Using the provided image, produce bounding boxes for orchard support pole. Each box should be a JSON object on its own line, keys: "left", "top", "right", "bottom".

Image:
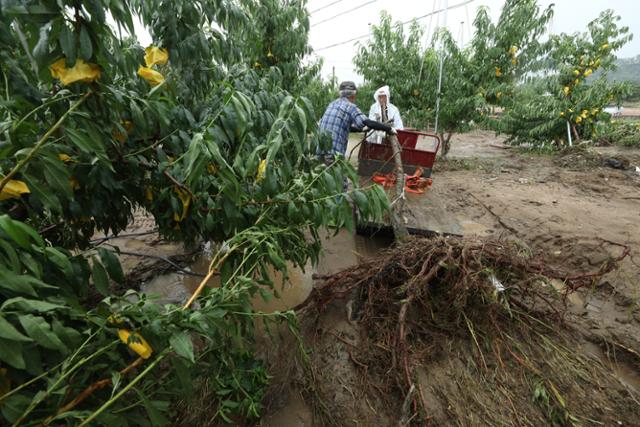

{"left": 434, "top": 0, "right": 448, "bottom": 134}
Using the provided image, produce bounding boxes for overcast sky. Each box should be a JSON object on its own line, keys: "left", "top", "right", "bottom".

{"left": 306, "top": 0, "right": 639, "bottom": 83}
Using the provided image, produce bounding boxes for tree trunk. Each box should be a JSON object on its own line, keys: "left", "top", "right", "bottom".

{"left": 388, "top": 134, "right": 409, "bottom": 241}
{"left": 440, "top": 132, "right": 453, "bottom": 157}
{"left": 571, "top": 123, "right": 580, "bottom": 142}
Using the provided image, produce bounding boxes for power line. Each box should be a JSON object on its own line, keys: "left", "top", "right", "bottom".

{"left": 314, "top": 0, "right": 474, "bottom": 51}
{"left": 309, "top": 0, "right": 347, "bottom": 14}
{"left": 311, "top": 0, "right": 377, "bottom": 28}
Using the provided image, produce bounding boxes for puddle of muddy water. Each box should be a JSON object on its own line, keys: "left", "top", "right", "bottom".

{"left": 456, "top": 218, "right": 493, "bottom": 236}
{"left": 141, "top": 231, "right": 391, "bottom": 427}
{"left": 141, "top": 230, "right": 391, "bottom": 311}
{"left": 582, "top": 342, "right": 640, "bottom": 394}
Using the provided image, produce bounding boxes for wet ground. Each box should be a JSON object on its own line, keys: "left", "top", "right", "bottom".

{"left": 98, "top": 129, "right": 640, "bottom": 425}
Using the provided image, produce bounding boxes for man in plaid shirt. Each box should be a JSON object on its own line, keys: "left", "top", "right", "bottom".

{"left": 319, "top": 81, "right": 396, "bottom": 163}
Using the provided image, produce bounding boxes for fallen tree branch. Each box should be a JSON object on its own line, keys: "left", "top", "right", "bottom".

{"left": 103, "top": 245, "right": 205, "bottom": 277}
{"left": 388, "top": 134, "right": 409, "bottom": 241}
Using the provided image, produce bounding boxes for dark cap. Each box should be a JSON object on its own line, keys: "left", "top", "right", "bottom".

{"left": 339, "top": 81, "right": 357, "bottom": 91}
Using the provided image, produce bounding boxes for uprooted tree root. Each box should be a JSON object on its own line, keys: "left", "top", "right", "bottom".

{"left": 291, "top": 236, "right": 638, "bottom": 426}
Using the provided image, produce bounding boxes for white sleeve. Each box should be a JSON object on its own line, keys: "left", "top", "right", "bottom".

{"left": 369, "top": 104, "right": 378, "bottom": 120}
{"left": 391, "top": 105, "right": 403, "bottom": 129}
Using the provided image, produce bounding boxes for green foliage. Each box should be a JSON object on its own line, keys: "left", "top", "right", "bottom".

{"left": 593, "top": 119, "right": 640, "bottom": 147}
{"left": 353, "top": 13, "right": 426, "bottom": 119}
{"left": 353, "top": 2, "right": 634, "bottom": 151}
{"left": 298, "top": 66, "right": 338, "bottom": 121}
{"left": 621, "top": 81, "right": 640, "bottom": 103}
{"left": 498, "top": 10, "right": 633, "bottom": 146}
{"left": 0, "top": 0, "right": 389, "bottom": 425}
{"left": 353, "top": 81, "right": 376, "bottom": 113}
{"left": 232, "top": 0, "right": 316, "bottom": 93}
{"left": 354, "top": 1, "right": 553, "bottom": 154}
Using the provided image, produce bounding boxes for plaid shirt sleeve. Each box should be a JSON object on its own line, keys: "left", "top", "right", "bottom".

{"left": 348, "top": 104, "right": 367, "bottom": 129}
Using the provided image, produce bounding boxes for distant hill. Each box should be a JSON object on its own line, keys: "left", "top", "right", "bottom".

{"left": 605, "top": 55, "right": 640, "bottom": 83}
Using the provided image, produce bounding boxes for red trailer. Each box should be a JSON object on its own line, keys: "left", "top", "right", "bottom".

{"left": 357, "top": 129, "right": 441, "bottom": 177}
{"left": 356, "top": 129, "right": 462, "bottom": 236}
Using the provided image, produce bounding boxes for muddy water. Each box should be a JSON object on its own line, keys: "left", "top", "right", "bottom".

{"left": 582, "top": 342, "right": 640, "bottom": 394}
{"left": 139, "top": 231, "right": 390, "bottom": 427}
{"left": 141, "top": 230, "right": 391, "bottom": 310}
{"left": 546, "top": 280, "right": 640, "bottom": 394}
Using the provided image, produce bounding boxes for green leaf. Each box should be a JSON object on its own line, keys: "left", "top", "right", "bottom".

{"left": 79, "top": 25, "right": 92, "bottom": 60}
{"left": 0, "top": 392, "right": 31, "bottom": 423}
{"left": 98, "top": 248, "right": 124, "bottom": 284}
{"left": 21, "top": 344, "right": 43, "bottom": 376}
{"left": 130, "top": 100, "right": 146, "bottom": 133}
{"left": 341, "top": 198, "right": 355, "bottom": 232}
{"left": 170, "top": 331, "right": 195, "bottom": 363}
{"left": 45, "top": 247, "right": 74, "bottom": 278}
{"left": 0, "top": 268, "right": 47, "bottom": 297}
{"left": 0, "top": 315, "right": 32, "bottom": 342}
{"left": 137, "top": 390, "right": 170, "bottom": 426}
{"left": 52, "top": 319, "right": 82, "bottom": 348}
{"left": 184, "top": 133, "right": 209, "bottom": 187}
{"left": 171, "top": 357, "right": 193, "bottom": 396}
{"left": 40, "top": 156, "right": 73, "bottom": 198}
{"left": 1, "top": 297, "right": 64, "bottom": 313}
{"left": 287, "top": 201, "right": 298, "bottom": 221}
{"left": 23, "top": 175, "right": 62, "bottom": 213}
{"left": 19, "top": 252, "right": 42, "bottom": 279}
{"left": 0, "top": 215, "right": 30, "bottom": 249}
{"left": 92, "top": 257, "right": 110, "bottom": 295}
{"left": 32, "top": 21, "right": 51, "bottom": 67}
{"left": 13, "top": 219, "right": 45, "bottom": 247}
{"left": 85, "top": 0, "right": 106, "bottom": 23}
{"left": 322, "top": 173, "right": 336, "bottom": 192}
{"left": 110, "top": 371, "right": 122, "bottom": 398}
{"left": 59, "top": 24, "right": 76, "bottom": 65}
{"left": 0, "top": 338, "right": 25, "bottom": 369}
{"left": 19, "top": 315, "right": 67, "bottom": 352}
{"left": 0, "top": 239, "right": 21, "bottom": 273}
{"left": 353, "top": 190, "right": 368, "bottom": 213}
{"left": 65, "top": 127, "right": 103, "bottom": 154}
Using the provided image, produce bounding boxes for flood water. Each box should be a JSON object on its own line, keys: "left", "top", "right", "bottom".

{"left": 582, "top": 341, "right": 640, "bottom": 394}
{"left": 140, "top": 231, "right": 640, "bottom": 425}
{"left": 141, "top": 230, "right": 392, "bottom": 310}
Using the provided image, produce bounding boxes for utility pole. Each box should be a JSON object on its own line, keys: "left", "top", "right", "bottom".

{"left": 434, "top": 0, "right": 449, "bottom": 134}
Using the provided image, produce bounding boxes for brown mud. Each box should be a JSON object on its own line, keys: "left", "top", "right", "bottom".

{"left": 260, "top": 131, "right": 640, "bottom": 426}
{"left": 97, "top": 130, "right": 640, "bottom": 426}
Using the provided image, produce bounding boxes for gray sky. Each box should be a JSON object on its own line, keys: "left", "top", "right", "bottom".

{"left": 307, "top": 0, "right": 639, "bottom": 82}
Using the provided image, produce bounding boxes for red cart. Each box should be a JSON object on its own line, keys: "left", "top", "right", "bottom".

{"left": 357, "top": 129, "right": 441, "bottom": 177}
{"left": 356, "top": 129, "right": 462, "bottom": 236}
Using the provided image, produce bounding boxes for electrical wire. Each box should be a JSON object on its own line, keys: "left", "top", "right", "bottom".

{"left": 417, "top": 0, "right": 439, "bottom": 86}
{"left": 310, "top": 0, "right": 347, "bottom": 14}
{"left": 311, "top": 0, "right": 377, "bottom": 27}
{"left": 315, "top": 0, "right": 474, "bottom": 51}
{"left": 465, "top": 3, "right": 472, "bottom": 45}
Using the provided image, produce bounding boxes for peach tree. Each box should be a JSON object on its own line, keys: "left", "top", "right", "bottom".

{"left": 354, "top": 0, "right": 553, "bottom": 155}
{"left": 498, "top": 10, "right": 632, "bottom": 146}
{"left": 0, "top": 0, "right": 387, "bottom": 424}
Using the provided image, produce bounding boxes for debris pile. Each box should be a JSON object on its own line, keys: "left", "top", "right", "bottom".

{"left": 294, "top": 236, "right": 638, "bottom": 426}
